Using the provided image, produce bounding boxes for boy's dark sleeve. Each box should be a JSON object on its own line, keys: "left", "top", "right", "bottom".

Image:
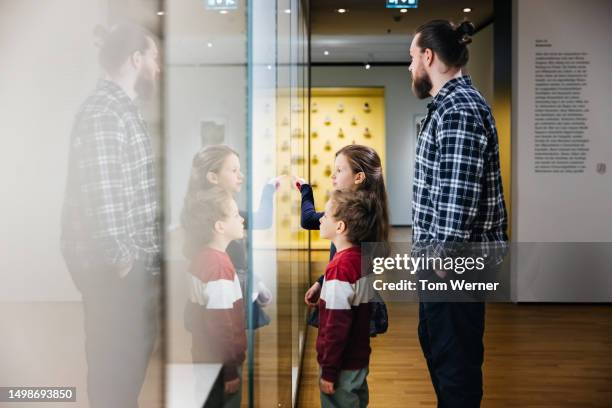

{"left": 317, "top": 263, "right": 356, "bottom": 383}
{"left": 211, "top": 309, "right": 242, "bottom": 382}
{"left": 300, "top": 184, "right": 324, "bottom": 230}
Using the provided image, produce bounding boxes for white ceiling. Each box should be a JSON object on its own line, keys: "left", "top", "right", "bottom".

{"left": 311, "top": 0, "right": 493, "bottom": 63}
{"left": 312, "top": 34, "right": 413, "bottom": 63}
{"left": 163, "top": 0, "right": 493, "bottom": 65}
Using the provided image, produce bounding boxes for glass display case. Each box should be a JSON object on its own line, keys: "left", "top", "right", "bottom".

{"left": 164, "top": 1, "right": 310, "bottom": 406}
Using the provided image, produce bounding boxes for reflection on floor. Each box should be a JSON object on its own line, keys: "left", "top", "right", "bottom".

{"left": 0, "top": 302, "right": 162, "bottom": 408}
{"left": 297, "top": 237, "right": 612, "bottom": 407}
{"left": 248, "top": 263, "right": 294, "bottom": 408}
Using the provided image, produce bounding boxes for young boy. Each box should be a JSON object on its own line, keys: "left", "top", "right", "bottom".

{"left": 317, "top": 190, "right": 377, "bottom": 407}
{"left": 185, "top": 188, "right": 247, "bottom": 408}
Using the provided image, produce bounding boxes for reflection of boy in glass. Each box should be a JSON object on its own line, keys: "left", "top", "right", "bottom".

{"left": 183, "top": 187, "right": 246, "bottom": 406}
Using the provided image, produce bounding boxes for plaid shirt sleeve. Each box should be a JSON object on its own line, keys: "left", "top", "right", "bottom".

{"left": 430, "top": 109, "right": 487, "bottom": 258}
{"left": 77, "top": 110, "right": 135, "bottom": 269}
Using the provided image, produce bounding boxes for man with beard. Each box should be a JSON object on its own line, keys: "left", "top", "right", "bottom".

{"left": 409, "top": 20, "right": 508, "bottom": 407}
{"left": 61, "top": 24, "right": 161, "bottom": 408}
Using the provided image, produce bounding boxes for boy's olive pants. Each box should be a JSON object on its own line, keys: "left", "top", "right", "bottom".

{"left": 320, "top": 368, "right": 369, "bottom": 408}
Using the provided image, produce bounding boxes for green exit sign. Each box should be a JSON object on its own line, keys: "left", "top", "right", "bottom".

{"left": 386, "top": 0, "right": 418, "bottom": 8}
{"left": 205, "top": 0, "right": 238, "bottom": 10}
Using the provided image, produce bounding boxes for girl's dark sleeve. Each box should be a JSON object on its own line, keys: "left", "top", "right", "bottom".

{"left": 252, "top": 183, "right": 276, "bottom": 229}
{"left": 315, "top": 243, "right": 336, "bottom": 286}
{"left": 239, "top": 183, "right": 276, "bottom": 230}
{"left": 300, "top": 184, "right": 324, "bottom": 230}
{"left": 317, "top": 274, "right": 324, "bottom": 285}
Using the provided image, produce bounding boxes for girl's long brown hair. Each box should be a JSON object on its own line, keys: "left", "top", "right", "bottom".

{"left": 181, "top": 145, "right": 238, "bottom": 258}
{"left": 336, "top": 145, "right": 390, "bottom": 244}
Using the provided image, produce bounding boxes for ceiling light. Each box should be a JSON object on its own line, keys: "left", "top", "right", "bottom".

{"left": 157, "top": 11, "right": 164, "bottom": 16}
{"left": 219, "top": 10, "right": 228, "bottom": 14}
{"left": 207, "top": 42, "right": 213, "bottom": 48}
{"left": 337, "top": 8, "right": 347, "bottom": 14}
{"left": 324, "top": 50, "right": 330, "bottom": 56}
{"left": 365, "top": 63, "right": 371, "bottom": 70}
{"left": 463, "top": 7, "right": 472, "bottom": 13}
{"left": 284, "top": 9, "right": 291, "bottom": 14}
{"left": 400, "top": 8, "right": 408, "bottom": 13}
{"left": 267, "top": 65, "right": 273, "bottom": 70}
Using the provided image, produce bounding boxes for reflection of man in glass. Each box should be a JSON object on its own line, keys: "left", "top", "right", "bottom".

{"left": 61, "top": 24, "right": 160, "bottom": 408}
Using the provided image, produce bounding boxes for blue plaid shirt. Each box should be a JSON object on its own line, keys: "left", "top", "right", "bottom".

{"left": 412, "top": 76, "right": 508, "bottom": 256}
{"left": 61, "top": 80, "right": 160, "bottom": 275}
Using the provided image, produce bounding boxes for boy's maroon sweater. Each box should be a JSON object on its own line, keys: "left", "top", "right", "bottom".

{"left": 189, "top": 247, "right": 246, "bottom": 381}
{"left": 316, "top": 246, "right": 372, "bottom": 382}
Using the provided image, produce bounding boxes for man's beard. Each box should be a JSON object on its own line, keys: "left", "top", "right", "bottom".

{"left": 411, "top": 70, "right": 432, "bottom": 100}
{"left": 135, "top": 72, "right": 156, "bottom": 101}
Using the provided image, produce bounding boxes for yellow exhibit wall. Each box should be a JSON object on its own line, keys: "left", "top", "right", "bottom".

{"left": 307, "top": 87, "right": 386, "bottom": 249}
{"left": 494, "top": 97, "right": 512, "bottom": 238}
{"left": 274, "top": 87, "right": 386, "bottom": 249}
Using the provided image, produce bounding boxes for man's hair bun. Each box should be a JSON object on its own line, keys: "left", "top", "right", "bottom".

{"left": 415, "top": 19, "right": 474, "bottom": 68}
{"left": 456, "top": 21, "right": 475, "bottom": 45}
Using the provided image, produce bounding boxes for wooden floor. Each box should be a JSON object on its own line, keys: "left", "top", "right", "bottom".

{"left": 297, "top": 301, "right": 612, "bottom": 407}
{"left": 296, "top": 228, "right": 612, "bottom": 407}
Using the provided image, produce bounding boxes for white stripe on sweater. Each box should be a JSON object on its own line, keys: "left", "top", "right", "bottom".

{"left": 189, "top": 275, "right": 243, "bottom": 309}
{"left": 320, "top": 275, "right": 373, "bottom": 310}
{"left": 352, "top": 275, "right": 375, "bottom": 306}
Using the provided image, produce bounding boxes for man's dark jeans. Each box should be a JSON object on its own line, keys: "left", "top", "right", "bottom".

{"left": 418, "top": 274, "right": 485, "bottom": 408}
{"left": 67, "top": 257, "right": 159, "bottom": 408}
